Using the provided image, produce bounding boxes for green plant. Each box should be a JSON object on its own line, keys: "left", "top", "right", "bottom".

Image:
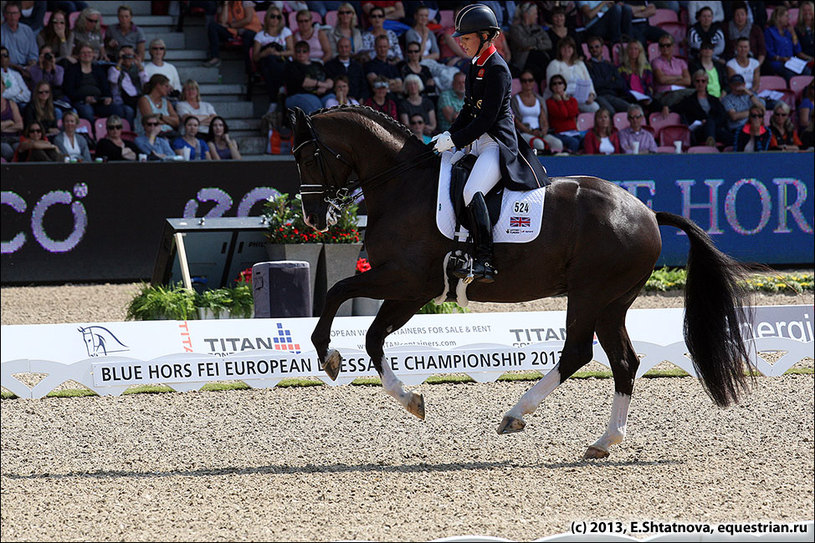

{"left": 418, "top": 300, "right": 469, "bottom": 314}
{"left": 262, "top": 193, "right": 320, "bottom": 244}
{"left": 323, "top": 200, "right": 361, "bottom": 244}
{"left": 126, "top": 283, "right": 254, "bottom": 321}
{"left": 195, "top": 284, "right": 254, "bottom": 319}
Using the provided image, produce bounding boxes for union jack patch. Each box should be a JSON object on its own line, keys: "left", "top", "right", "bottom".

{"left": 477, "top": 68, "right": 485, "bottom": 78}
{"left": 510, "top": 216, "right": 530, "bottom": 227}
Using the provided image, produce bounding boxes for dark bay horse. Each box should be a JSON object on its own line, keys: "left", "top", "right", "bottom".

{"left": 289, "top": 105, "right": 753, "bottom": 459}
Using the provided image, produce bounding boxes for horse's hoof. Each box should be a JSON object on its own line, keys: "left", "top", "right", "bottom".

{"left": 583, "top": 445, "right": 610, "bottom": 459}
{"left": 323, "top": 349, "right": 341, "bottom": 381}
{"left": 407, "top": 393, "right": 425, "bottom": 420}
{"left": 497, "top": 415, "right": 526, "bottom": 435}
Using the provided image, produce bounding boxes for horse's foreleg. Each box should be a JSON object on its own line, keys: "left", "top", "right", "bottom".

{"left": 366, "top": 299, "right": 429, "bottom": 419}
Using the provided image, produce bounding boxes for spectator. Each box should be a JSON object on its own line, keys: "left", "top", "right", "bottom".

{"left": 253, "top": 7, "right": 293, "bottom": 114}
{"left": 135, "top": 74, "right": 179, "bottom": 137}
{"left": 721, "top": 73, "right": 765, "bottom": 133}
{"left": 400, "top": 41, "right": 437, "bottom": 101}
{"left": 18, "top": 0, "right": 47, "bottom": 33}
{"left": 618, "top": 39, "right": 655, "bottom": 109}
{"left": 24, "top": 81, "right": 61, "bottom": 138}
{"left": 1, "top": 46, "right": 31, "bottom": 106}
{"left": 361, "top": 1, "right": 405, "bottom": 22}
{"left": 687, "top": 1, "right": 725, "bottom": 25}
{"left": 363, "top": 75, "right": 398, "bottom": 119}
{"left": 37, "top": 10, "right": 73, "bottom": 66}
{"left": 173, "top": 115, "right": 211, "bottom": 160}
{"left": 509, "top": 2, "right": 552, "bottom": 83}
{"left": 365, "top": 34, "right": 403, "bottom": 95}
{"left": 328, "top": 3, "right": 364, "bottom": 58}
{"left": 797, "top": 1, "right": 815, "bottom": 70}
{"left": 68, "top": 8, "right": 108, "bottom": 62}
{"left": 325, "top": 36, "right": 369, "bottom": 101}
{"left": 768, "top": 101, "right": 803, "bottom": 151}
{"left": 437, "top": 70, "right": 465, "bottom": 133}
{"left": 54, "top": 110, "right": 92, "bottom": 162}
{"left": 325, "top": 75, "right": 360, "bottom": 107}
{"left": 652, "top": 34, "right": 693, "bottom": 108}
{"left": 283, "top": 41, "right": 335, "bottom": 114}
{"left": 206, "top": 115, "right": 241, "bottom": 160}
{"left": 689, "top": 41, "right": 728, "bottom": 99}
{"left": 546, "top": 36, "right": 599, "bottom": 113}
{"left": 546, "top": 73, "right": 582, "bottom": 153}
{"left": 176, "top": 80, "right": 217, "bottom": 135}
{"left": 511, "top": 69, "right": 563, "bottom": 154}
{"left": 583, "top": 107, "right": 621, "bottom": 154}
{"left": 629, "top": 1, "right": 669, "bottom": 46}
{"left": 585, "top": 35, "right": 632, "bottom": 114}
{"left": 1, "top": 2, "right": 38, "bottom": 69}
{"left": 765, "top": 6, "right": 813, "bottom": 81}
{"left": 398, "top": 74, "right": 435, "bottom": 135}
{"left": 799, "top": 80, "right": 814, "bottom": 149}
{"left": 687, "top": 5, "right": 725, "bottom": 64}
{"left": 360, "top": 6, "right": 402, "bottom": 63}
{"left": 309, "top": 1, "right": 349, "bottom": 21}
{"left": 618, "top": 104, "right": 658, "bottom": 153}
{"left": 64, "top": 44, "right": 124, "bottom": 122}
{"left": 735, "top": 103, "right": 771, "bottom": 151}
{"left": 672, "top": 69, "right": 731, "bottom": 147}
{"left": 105, "top": 5, "right": 146, "bottom": 62}
{"left": 1, "top": 78, "right": 24, "bottom": 161}
{"left": 404, "top": 6, "right": 439, "bottom": 61}
{"left": 135, "top": 114, "right": 175, "bottom": 159}
{"left": 203, "top": 1, "right": 261, "bottom": 68}
{"left": 577, "top": 1, "right": 633, "bottom": 45}
{"left": 724, "top": 2, "right": 766, "bottom": 67}
{"left": 27, "top": 46, "right": 67, "bottom": 103}
{"left": 144, "top": 39, "right": 182, "bottom": 95}
{"left": 95, "top": 114, "right": 139, "bottom": 161}
{"left": 108, "top": 45, "right": 147, "bottom": 128}
{"left": 293, "top": 9, "right": 332, "bottom": 64}
{"left": 15, "top": 121, "right": 62, "bottom": 161}
{"left": 726, "top": 37, "right": 761, "bottom": 94}
{"left": 545, "top": 6, "right": 580, "bottom": 64}
{"left": 408, "top": 112, "right": 432, "bottom": 143}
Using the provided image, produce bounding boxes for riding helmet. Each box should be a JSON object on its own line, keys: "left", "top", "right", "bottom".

{"left": 452, "top": 4, "right": 500, "bottom": 37}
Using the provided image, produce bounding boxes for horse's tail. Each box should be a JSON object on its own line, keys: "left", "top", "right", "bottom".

{"left": 656, "top": 211, "right": 754, "bottom": 407}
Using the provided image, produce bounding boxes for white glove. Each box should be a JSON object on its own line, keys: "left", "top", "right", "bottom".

{"left": 432, "top": 131, "right": 455, "bottom": 154}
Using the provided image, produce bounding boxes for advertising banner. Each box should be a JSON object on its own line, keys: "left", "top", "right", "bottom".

{"left": 1, "top": 153, "right": 812, "bottom": 284}
{"left": 2, "top": 306, "right": 811, "bottom": 398}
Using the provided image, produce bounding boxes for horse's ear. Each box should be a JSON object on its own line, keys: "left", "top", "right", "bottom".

{"left": 289, "top": 107, "right": 309, "bottom": 131}
{"left": 287, "top": 108, "right": 300, "bottom": 130}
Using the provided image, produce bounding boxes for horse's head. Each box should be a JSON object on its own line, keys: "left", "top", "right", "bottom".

{"left": 290, "top": 107, "right": 356, "bottom": 232}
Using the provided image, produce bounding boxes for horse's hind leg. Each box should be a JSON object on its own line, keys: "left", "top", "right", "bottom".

{"left": 584, "top": 299, "right": 641, "bottom": 459}
{"left": 366, "top": 299, "right": 429, "bottom": 420}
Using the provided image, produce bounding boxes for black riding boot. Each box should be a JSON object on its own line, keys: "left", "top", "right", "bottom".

{"left": 453, "top": 192, "right": 497, "bottom": 283}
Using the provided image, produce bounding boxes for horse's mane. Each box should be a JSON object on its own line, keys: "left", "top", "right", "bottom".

{"left": 311, "top": 104, "right": 417, "bottom": 142}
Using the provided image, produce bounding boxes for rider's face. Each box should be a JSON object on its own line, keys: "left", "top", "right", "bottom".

{"left": 458, "top": 32, "right": 483, "bottom": 58}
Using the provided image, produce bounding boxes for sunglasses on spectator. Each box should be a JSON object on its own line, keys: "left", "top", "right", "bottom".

{"left": 145, "top": 121, "right": 160, "bottom": 126}
{"left": 369, "top": 13, "right": 384, "bottom": 18}
{"left": 269, "top": 13, "right": 282, "bottom": 19}
{"left": 37, "top": 89, "right": 50, "bottom": 94}
{"left": 659, "top": 43, "right": 672, "bottom": 47}
{"left": 151, "top": 46, "right": 165, "bottom": 50}
{"left": 694, "top": 79, "right": 708, "bottom": 83}
{"left": 339, "top": 10, "right": 353, "bottom": 15}
{"left": 773, "top": 112, "right": 788, "bottom": 116}
{"left": 408, "top": 49, "right": 420, "bottom": 53}
{"left": 298, "top": 18, "right": 311, "bottom": 23}
{"left": 29, "top": 128, "right": 42, "bottom": 133}
{"left": 750, "top": 113, "right": 763, "bottom": 118}
{"left": 374, "top": 82, "right": 388, "bottom": 88}
{"left": 87, "top": 18, "right": 99, "bottom": 23}
{"left": 410, "top": 120, "right": 424, "bottom": 125}
{"left": 628, "top": 114, "right": 643, "bottom": 120}
{"left": 521, "top": 78, "right": 535, "bottom": 83}
{"left": 53, "top": 20, "right": 65, "bottom": 24}
{"left": 295, "top": 49, "right": 309, "bottom": 53}
{"left": 107, "top": 125, "right": 122, "bottom": 130}
{"left": 551, "top": 81, "right": 565, "bottom": 86}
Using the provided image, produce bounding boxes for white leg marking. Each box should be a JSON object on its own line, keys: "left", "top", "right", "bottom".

{"left": 590, "top": 392, "right": 631, "bottom": 453}
{"left": 380, "top": 357, "right": 411, "bottom": 409}
{"left": 505, "top": 366, "right": 561, "bottom": 419}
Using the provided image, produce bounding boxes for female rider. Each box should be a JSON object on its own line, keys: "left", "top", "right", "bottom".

{"left": 432, "top": 3, "right": 549, "bottom": 284}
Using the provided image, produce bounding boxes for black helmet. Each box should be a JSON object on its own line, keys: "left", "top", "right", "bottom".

{"left": 452, "top": 4, "right": 500, "bottom": 37}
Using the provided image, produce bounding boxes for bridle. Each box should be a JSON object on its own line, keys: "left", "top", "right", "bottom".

{"left": 294, "top": 112, "right": 437, "bottom": 223}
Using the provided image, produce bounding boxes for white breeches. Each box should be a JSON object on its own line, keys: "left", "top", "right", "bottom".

{"left": 463, "top": 133, "right": 501, "bottom": 205}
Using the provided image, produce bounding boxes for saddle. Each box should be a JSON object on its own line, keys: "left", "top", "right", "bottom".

{"left": 448, "top": 154, "right": 504, "bottom": 232}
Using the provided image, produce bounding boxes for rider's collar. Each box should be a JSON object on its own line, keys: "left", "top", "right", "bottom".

{"left": 473, "top": 45, "right": 497, "bottom": 66}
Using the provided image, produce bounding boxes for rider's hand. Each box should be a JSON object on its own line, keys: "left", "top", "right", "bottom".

{"left": 432, "top": 131, "right": 454, "bottom": 154}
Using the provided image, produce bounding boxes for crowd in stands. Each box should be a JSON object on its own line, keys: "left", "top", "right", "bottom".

{"left": 2, "top": 0, "right": 814, "bottom": 163}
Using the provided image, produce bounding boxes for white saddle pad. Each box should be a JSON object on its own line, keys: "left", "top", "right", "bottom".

{"left": 435, "top": 150, "right": 546, "bottom": 243}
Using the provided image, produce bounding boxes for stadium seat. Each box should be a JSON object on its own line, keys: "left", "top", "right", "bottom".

{"left": 649, "top": 8, "right": 678, "bottom": 26}
{"left": 255, "top": 11, "right": 266, "bottom": 25}
{"left": 758, "top": 75, "right": 788, "bottom": 92}
{"left": 612, "top": 112, "right": 629, "bottom": 131}
{"left": 43, "top": 11, "right": 51, "bottom": 26}
{"left": 611, "top": 42, "right": 625, "bottom": 66}
{"left": 511, "top": 78, "right": 522, "bottom": 95}
{"left": 94, "top": 117, "right": 108, "bottom": 140}
{"left": 659, "top": 124, "right": 691, "bottom": 150}
{"left": 577, "top": 112, "right": 594, "bottom": 131}
{"left": 68, "top": 10, "right": 80, "bottom": 28}
{"left": 647, "top": 42, "right": 660, "bottom": 61}
{"left": 656, "top": 145, "right": 677, "bottom": 153}
{"left": 764, "top": 110, "right": 773, "bottom": 126}
{"left": 324, "top": 10, "right": 338, "bottom": 27}
{"left": 789, "top": 75, "right": 814, "bottom": 102}
{"left": 439, "top": 10, "right": 455, "bottom": 28}
{"left": 649, "top": 112, "right": 681, "bottom": 137}
{"left": 688, "top": 145, "right": 720, "bottom": 153}
{"left": 788, "top": 8, "right": 799, "bottom": 27}
{"left": 657, "top": 22, "right": 687, "bottom": 49}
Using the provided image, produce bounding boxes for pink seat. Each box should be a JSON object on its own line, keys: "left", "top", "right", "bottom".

{"left": 649, "top": 8, "right": 678, "bottom": 26}
{"left": 613, "top": 112, "right": 629, "bottom": 131}
{"left": 789, "top": 75, "right": 814, "bottom": 102}
{"left": 758, "top": 75, "right": 788, "bottom": 92}
{"left": 324, "top": 10, "right": 338, "bottom": 27}
{"left": 788, "top": 8, "right": 799, "bottom": 27}
{"left": 688, "top": 145, "right": 720, "bottom": 153}
{"left": 659, "top": 124, "right": 691, "bottom": 150}
{"left": 439, "top": 10, "right": 455, "bottom": 28}
{"left": 764, "top": 110, "right": 773, "bottom": 126}
{"left": 44, "top": 11, "right": 52, "bottom": 26}
{"left": 649, "top": 112, "right": 681, "bottom": 137}
{"left": 577, "top": 112, "right": 595, "bottom": 131}
{"left": 611, "top": 42, "right": 624, "bottom": 65}
{"left": 94, "top": 117, "right": 108, "bottom": 140}
{"left": 658, "top": 22, "right": 687, "bottom": 47}
{"left": 511, "top": 78, "right": 522, "bottom": 95}
{"left": 647, "top": 42, "right": 660, "bottom": 61}
{"left": 68, "top": 10, "right": 80, "bottom": 28}
{"left": 656, "top": 145, "right": 677, "bottom": 153}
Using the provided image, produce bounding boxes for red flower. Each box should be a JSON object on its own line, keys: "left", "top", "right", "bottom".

{"left": 356, "top": 258, "right": 371, "bottom": 273}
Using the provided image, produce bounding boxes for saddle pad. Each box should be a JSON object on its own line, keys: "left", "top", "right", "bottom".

{"left": 436, "top": 150, "right": 546, "bottom": 243}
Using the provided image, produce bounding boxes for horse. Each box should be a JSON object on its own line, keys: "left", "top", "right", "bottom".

{"left": 289, "top": 105, "right": 753, "bottom": 459}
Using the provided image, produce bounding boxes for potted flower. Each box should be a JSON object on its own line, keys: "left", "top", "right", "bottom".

{"left": 351, "top": 256, "right": 383, "bottom": 316}
{"left": 125, "top": 281, "right": 254, "bottom": 321}
{"left": 317, "top": 201, "right": 363, "bottom": 317}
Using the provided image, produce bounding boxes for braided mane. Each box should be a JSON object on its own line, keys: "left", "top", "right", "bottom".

{"left": 311, "top": 104, "right": 416, "bottom": 141}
